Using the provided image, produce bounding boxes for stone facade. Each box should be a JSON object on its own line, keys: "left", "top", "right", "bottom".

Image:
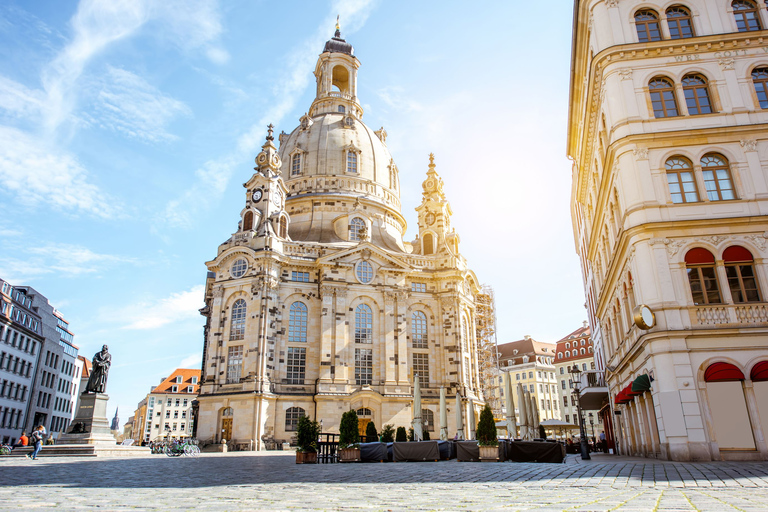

{"left": 568, "top": 0, "right": 768, "bottom": 461}
{"left": 196, "top": 28, "right": 483, "bottom": 448}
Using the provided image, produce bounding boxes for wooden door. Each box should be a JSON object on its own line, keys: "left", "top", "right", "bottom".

{"left": 358, "top": 418, "right": 370, "bottom": 438}
{"left": 221, "top": 418, "right": 233, "bottom": 441}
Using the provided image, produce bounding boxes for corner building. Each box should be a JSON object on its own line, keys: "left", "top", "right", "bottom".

{"left": 197, "top": 28, "right": 483, "bottom": 448}
{"left": 569, "top": 0, "right": 768, "bottom": 461}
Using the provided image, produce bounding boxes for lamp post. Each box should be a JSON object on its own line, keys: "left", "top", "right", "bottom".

{"left": 570, "top": 366, "right": 591, "bottom": 460}
{"left": 588, "top": 412, "right": 595, "bottom": 441}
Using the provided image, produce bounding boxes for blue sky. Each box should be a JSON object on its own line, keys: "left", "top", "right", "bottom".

{"left": 0, "top": 0, "right": 584, "bottom": 426}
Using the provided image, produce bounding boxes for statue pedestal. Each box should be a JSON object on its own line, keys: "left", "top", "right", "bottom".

{"left": 59, "top": 392, "right": 116, "bottom": 445}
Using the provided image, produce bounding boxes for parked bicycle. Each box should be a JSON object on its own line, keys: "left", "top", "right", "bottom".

{"left": 0, "top": 444, "right": 11, "bottom": 456}
{"left": 163, "top": 438, "right": 200, "bottom": 457}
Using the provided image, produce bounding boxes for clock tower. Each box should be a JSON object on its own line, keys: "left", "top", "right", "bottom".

{"left": 415, "top": 154, "right": 458, "bottom": 256}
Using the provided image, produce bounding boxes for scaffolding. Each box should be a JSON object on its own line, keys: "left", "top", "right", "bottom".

{"left": 475, "top": 284, "right": 501, "bottom": 417}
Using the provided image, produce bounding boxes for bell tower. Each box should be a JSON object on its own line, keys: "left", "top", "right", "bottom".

{"left": 308, "top": 20, "right": 363, "bottom": 121}
{"left": 415, "top": 154, "right": 459, "bottom": 256}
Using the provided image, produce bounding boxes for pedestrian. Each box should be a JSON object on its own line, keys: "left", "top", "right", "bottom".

{"left": 11, "top": 431, "right": 28, "bottom": 452}
{"left": 599, "top": 431, "right": 607, "bottom": 453}
{"left": 27, "top": 425, "right": 45, "bottom": 460}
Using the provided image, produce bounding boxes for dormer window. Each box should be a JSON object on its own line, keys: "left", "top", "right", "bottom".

{"left": 191, "top": 376, "right": 198, "bottom": 384}
{"left": 349, "top": 218, "right": 365, "bottom": 241}
{"left": 176, "top": 376, "right": 183, "bottom": 384}
{"left": 172, "top": 385, "right": 178, "bottom": 393}
{"left": 347, "top": 151, "right": 358, "bottom": 173}
{"left": 291, "top": 153, "right": 301, "bottom": 176}
{"left": 522, "top": 356, "right": 529, "bottom": 363}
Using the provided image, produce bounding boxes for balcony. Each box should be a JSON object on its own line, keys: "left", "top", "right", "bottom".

{"left": 577, "top": 371, "right": 608, "bottom": 410}
{"left": 690, "top": 303, "right": 768, "bottom": 327}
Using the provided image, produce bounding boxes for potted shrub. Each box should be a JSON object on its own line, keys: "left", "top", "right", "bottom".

{"left": 380, "top": 424, "right": 395, "bottom": 442}
{"left": 365, "top": 421, "right": 378, "bottom": 443}
{"left": 338, "top": 410, "right": 361, "bottom": 462}
{"left": 295, "top": 415, "right": 321, "bottom": 464}
{"left": 476, "top": 404, "right": 499, "bottom": 462}
{"left": 423, "top": 429, "right": 430, "bottom": 441}
{"left": 395, "top": 426, "right": 407, "bottom": 442}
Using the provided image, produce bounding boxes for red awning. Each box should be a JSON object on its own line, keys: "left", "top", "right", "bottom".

{"left": 751, "top": 361, "right": 768, "bottom": 382}
{"left": 625, "top": 383, "right": 642, "bottom": 397}
{"left": 704, "top": 362, "right": 745, "bottom": 382}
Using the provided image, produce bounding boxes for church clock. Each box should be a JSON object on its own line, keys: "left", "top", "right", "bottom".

{"left": 252, "top": 189, "right": 263, "bottom": 202}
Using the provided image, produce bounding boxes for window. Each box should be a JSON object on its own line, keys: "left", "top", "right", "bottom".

{"left": 666, "top": 157, "right": 699, "bottom": 203}
{"left": 356, "top": 261, "right": 373, "bottom": 284}
{"left": 559, "top": 367, "right": 564, "bottom": 374}
{"left": 666, "top": 6, "right": 694, "bottom": 38}
{"left": 413, "top": 353, "right": 429, "bottom": 387}
{"left": 291, "top": 153, "right": 301, "bottom": 176}
{"left": 412, "top": 311, "right": 428, "bottom": 348}
{"left": 346, "top": 150, "right": 358, "bottom": 173}
{"left": 635, "top": 10, "right": 662, "bottom": 42}
{"left": 288, "top": 302, "right": 308, "bottom": 343}
{"left": 176, "top": 376, "right": 183, "bottom": 383}
{"left": 529, "top": 384, "right": 534, "bottom": 392}
{"left": 355, "top": 304, "right": 373, "bottom": 343}
{"left": 565, "top": 414, "right": 570, "bottom": 423}
{"left": 753, "top": 68, "right": 768, "bottom": 109}
{"left": 187, "top": 386, "right": 194, "bottom": 393}
{"left": 338, "top": 105, "right": 346, "bottom": 113}
{"left": 701, "top": 154, "right": 735, "bottom": 201}
{"left": 422, "top": 409, "right": 435, "bottom": 432}
{"left": 685, "top": 248, "right": 722, "bottom": 305}
{"left": 171, "top": 385, "right": 178, "bottom": 392}
{"left": 279, "top": 216, "right": 287, "bottom": 238}
{"left": 191, "top": 377, "right": 198, "bottom": 385}
{"left": 226, "top": 345, "right": 243, "bottom": 383}
{"left": 582, "top": 363, "right": 587, "bottom": 371}
{"left": 183, "top": 399, "right": 188, "bottom": 407}
{"left": 515, "top": 373, "right": 520, "bottom": 381}
{"left": 733, "top": 1, "right": 762, "bottom": 32}
{"left": 561, "top": 380, "right": 566, "bottom": 390}
{"left": 291, "top": 271, "right": 310, "bottom": 282}
{"left": 682, "top": 74, "right": 712, "bottom": 115}
{"left": 230, "top": 299, "right": 247, "bottom": 340}
{"left": 230, "top": 258, "right": 247, "bottom": 278}
{"left": 649, "top": 77, "right": 679, "bottom": 118}
{"left": 166, "top": 411, "right": 171, "bottom": 418}
{"left": 349, "top": 218, "right": 365, "bottom": 241}
{"left": 724, "top": 246, "right": 761, "bottom": 303}
{"left": 411, "top": 283, "right": 426, "bottom": 293}
{"left": 285, "top": 407, "right": 305, "bottom": 432}
{"left": 286, "top": 347, "right": 306, "bottom": 384}
{"left": 565, "top": 350, "right": 570, "bottom": 358}
{"left": 355, "top": 348, "right": 373, "bottom": 385}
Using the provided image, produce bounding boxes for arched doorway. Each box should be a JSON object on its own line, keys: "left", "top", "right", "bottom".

{"left": 357, "top": 408, "right": 372, "bottom": 437}
{"left": 220, "top": 407, "right": 233, "bottom": 442}
{"left": 704, "top": 362, "right": 755, "bottom": 450}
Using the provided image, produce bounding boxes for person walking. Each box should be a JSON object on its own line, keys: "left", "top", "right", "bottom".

{"left": 27, "top": 426, "right": 45, "bottom": 460}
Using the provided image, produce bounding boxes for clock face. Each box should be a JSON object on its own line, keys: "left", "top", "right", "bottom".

{"left": 425, "top": 213, "right": 436, "bottom": 226}
{"left": 641, "top": 307, "right": 654, "bottom": 328}
{"left": 633, "top": 304, "right": 655, "bottom": 329}
{"left": 426, "top": 180, "right": 434, "bottom": 190}
{"left": 252, "top": 190, "right": 263, "bottom": 202}
{"left": 272, "top": 190, "right": 282, "bottom": 206}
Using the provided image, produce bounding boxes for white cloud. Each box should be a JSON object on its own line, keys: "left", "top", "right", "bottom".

{"left": 0, "top": 125, "right": 117, "bottom": 217}
{"left": 178, "top": 353, "right": 202, "bottom": 369}
{"left": 151, "top": 0, "right": 229, "bottom": 65}
{"left": 120, "top": 285, "right": 205, "bottom": 330}
{"left": 0, "top": 241, "right": 136, "bottom": 281}
{"left": 92, "top": 66, "right": 192, "bottom": 143}
{"left": 157, "top": 0, "right": 377, "bottom": 230}
{"left": 0, "top": 75, "right": 46, "bottom": 119}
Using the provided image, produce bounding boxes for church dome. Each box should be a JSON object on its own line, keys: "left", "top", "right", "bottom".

{"left": 323, "top": 29, "right": 354, "bottom": 56}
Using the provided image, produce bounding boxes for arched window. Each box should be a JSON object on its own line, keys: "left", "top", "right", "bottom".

{"left": 589, "top": 346, "right": 593, "bottom": 353}
{"left": 230, "top": 299, "right": 247, "bottom": 340}
{"left": 685, "top": 248, "right": 722, "bottom": 305}
{"left": 724, "top": 246, "right": 761, "bottom": 303}
{"left": 666, "top": 6, "right": 695, "bottom": 38}
{"left": 347, "top": 150, "right": 358, "bottom": 173}
{"left": 357, "top": 408, "right": 372, "bottom": 417}
{"left": 701, "top": 154, "right": 735, "bottom": 201}
{"left": 682, "top": 74, "right": 712, "bottom": 115}
{"left": 288, "top": 302, "right": 308, "bottom": 342}
{"left": 580, "top": 348, "right": 586, "bottom": 355}
{"left": 243, "top": 211, "right": 253, "bottom": 231}
{"left": 279, "top": 216, "right": 287, "bottom": 238}
{"left": 355, "top": 304, "right": 373, "bottom": 343}
{"left": 422, "top": 232, "right": 434, "bottom": 255}
{"left": 350, "top": 218, "right": 365, "bottom": 241}
{"left": 557, "top": 352, "right": 563, "bottom": 359}
{"left": 649, "top": 77, "right": 679, "bottom": 118}
{"left": 285, "top": 407, "right": 305, "bottom": 431}
{"left": 291, "top": 153, "right": 301, "bottom": 176}
{"left": 338, "top": 105, "right": 346, "bottom": 113}
{"left": 752, "top": 67, "right": 768, "bottom": 109}
{"left": 733, "top": 1, "right": 762, "bottom": 32}
{"left": 635, "top": 10, "right": 662, "bottom": 42}
{"left": 412, "top": 311, "right": 428, "bottom": 348}
{"left": 565, "top": 342, "right": 570, "bottom": 349}
{"left": 565, "top": 350, "right": 571, "bottom": 358}
{"left": 665, "top": 157, "right": 699, "bottom": 203}
{"left": 422, "top": 409, "right": 435, "bottom": 432}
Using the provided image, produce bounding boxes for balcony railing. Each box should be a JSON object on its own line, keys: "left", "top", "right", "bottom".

{"left": 691, "top": 303, "right": 768, "bottom": 327}
{"left": 577, "top": 370, "right": 608, "bottom": 411}
{"left": 578, "top": 370, "right": 606, "bottom": 390}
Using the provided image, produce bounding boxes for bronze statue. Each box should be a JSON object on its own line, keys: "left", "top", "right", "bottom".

{"left": 85, "top": 345, "right": 112, "bottom": 393}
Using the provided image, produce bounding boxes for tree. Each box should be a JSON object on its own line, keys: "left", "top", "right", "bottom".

{"left": 339, "top": 410, "right": 360, "bottom": 448}
{"left": 395, "top": 426, "right": 407, "bottom": 442}
{"left": 407, "top": 427, "right": 414, "bottom": 442}
{"left": 365, "top": 421, "right": 378, "bottom": 442}
{"left": 296, "top": 415, "right": 321, "bottom": 453}
{"left": 476, "top": 404, "right": 498, "bottom": 446}
{"left": 380, "top": 424, "right": 395, "bottom": 442}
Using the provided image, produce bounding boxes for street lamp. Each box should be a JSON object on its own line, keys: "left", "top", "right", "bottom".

{"left": 570, "top": 366, "right": 591, "bottom": 460}
{"left": 588, "top": 412, "right": 595, "bottom": 441}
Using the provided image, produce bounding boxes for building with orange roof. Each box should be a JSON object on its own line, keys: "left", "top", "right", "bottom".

{"left": 134, "top": 368, "right": 200, "bottom": 443}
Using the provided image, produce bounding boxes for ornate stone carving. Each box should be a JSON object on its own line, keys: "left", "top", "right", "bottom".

{"left": 718, "top": 58, "right": 735, "bottom": 71}
{"left": 606, "top": 0, "right": 619, "bottom": 7}
{"left": 212, "top": 285, "right": 225, "bottom": 298}
{"left": 650, "top": 237, "right": 685, "bottom": 256}
{"left": 740, "top": 139, "right": 758, "bottom": 152}
{"left": 746, "top": 233, "right": 768, "bottom": 250}
{"left": 633, "top": 147, "right": 649, "bottom": 160}
{"left": 698, "top": 235, "right": 728, "bottom": 246}
{"left": 320, "top": 285, "right": 336, "bottom": 298}
{"left": 618, "top": 68, "right": 632, "bottom": 80}
{"left": 440, "top": 297, "right": 454, "bottom": 310}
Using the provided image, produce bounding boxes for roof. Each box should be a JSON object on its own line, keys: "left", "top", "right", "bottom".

{"left": 497, "top": 337, "right": 557, "bottom": 366}
{"left": 78, "top": 355, "right": 91, "bottom": 377}
{"left": 555, "top": 324, "right": 594, "bottom": 364}
{"left": 556, "top": 324, "right": 590, "bottom": 343}
{"left": 151, "top": 368, "right": 201, "bottom": 395}
{"left": 323, "top": 29, "right": 354, "bottom": 56}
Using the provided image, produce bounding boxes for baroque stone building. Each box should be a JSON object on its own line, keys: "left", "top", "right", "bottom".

{"left": 196, "top": 27, "right": 483, "bottom": 448}
{"left": 569, "top": 0, "right": 768, "bottom": 461}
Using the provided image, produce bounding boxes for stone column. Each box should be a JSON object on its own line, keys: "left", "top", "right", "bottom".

{"left": 334, "top": 288, "right": 348, "bottom": 385}
{"left": 395, "top": 291, "right": 409, "bottom": 387}
{"left": 384, "top": 292, "right": 398, "bottom": 387}
{"left": 319, "top": 285, "right": 336, "bottom": 384}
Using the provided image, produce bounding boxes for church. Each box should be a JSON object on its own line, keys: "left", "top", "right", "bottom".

{"left": 195, "top": 25, "right": 483, "bottom": 448}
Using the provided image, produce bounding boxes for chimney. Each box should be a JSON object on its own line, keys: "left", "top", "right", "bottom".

{"left": 524, "top": 335, "right": 531, "bottom": 340}
{"left": 583, "top": 320, "right": 588, "bottom": 328}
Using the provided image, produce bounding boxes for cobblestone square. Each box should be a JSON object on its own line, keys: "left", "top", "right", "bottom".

{"left": 1, "top": 452, "right": 768, "bottom": 511}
